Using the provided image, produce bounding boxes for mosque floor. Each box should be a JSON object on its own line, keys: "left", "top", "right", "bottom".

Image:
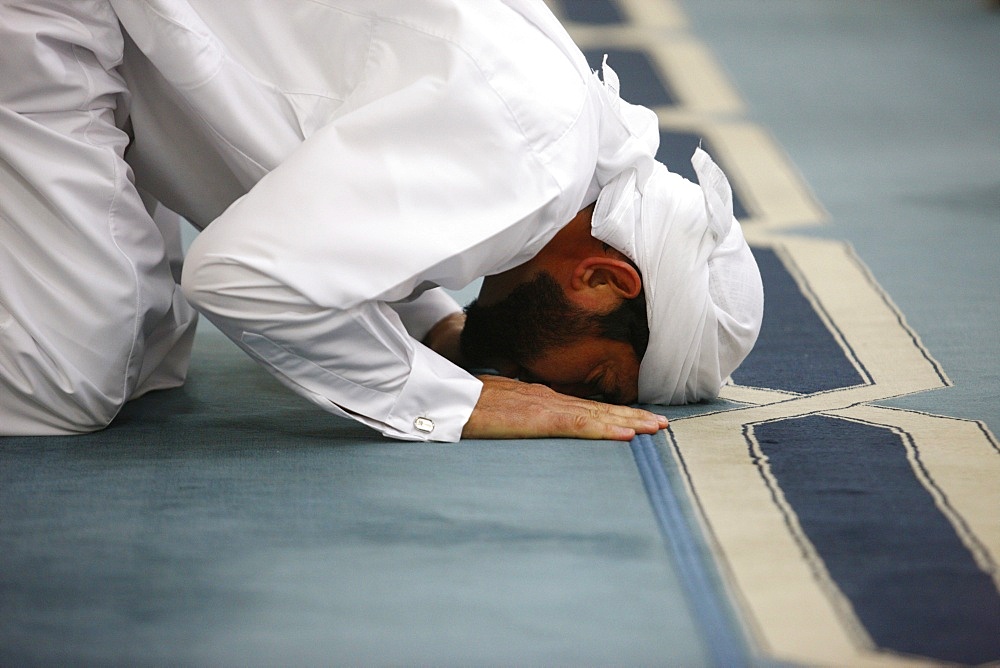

{"left": 2, "top": 1, "right": 998, "bottom": 665}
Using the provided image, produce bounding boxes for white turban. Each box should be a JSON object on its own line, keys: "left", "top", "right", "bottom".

{"left": 589, "top": 59, "right": 764, "bottom": 404}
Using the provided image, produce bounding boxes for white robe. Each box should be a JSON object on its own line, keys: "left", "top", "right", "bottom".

{"left": 1, "top": 0, "right": 197, "bottom": 434}
{"left": 1, "top": 0, "right": 612, "bottom": 440}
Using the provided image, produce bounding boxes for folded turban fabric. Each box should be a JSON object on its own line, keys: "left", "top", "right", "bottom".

{"left": 589, "top": 58, "right": 764, "bottom": 404}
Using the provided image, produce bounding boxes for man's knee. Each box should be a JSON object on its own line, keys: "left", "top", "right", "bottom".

{"left": 0, "top": 306, "right": 131, "bottom": 436}
{"left": 0, "top": 288, "right": 197, "bottom": 437}
{"left": 0, "top": 371, "right": 127, "bottom": 437}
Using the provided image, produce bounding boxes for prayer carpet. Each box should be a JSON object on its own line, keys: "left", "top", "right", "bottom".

{"left": 2, "top": 1, "right": 998, "bottom": 666}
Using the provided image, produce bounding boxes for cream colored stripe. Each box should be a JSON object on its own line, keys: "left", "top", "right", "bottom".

{"left": 616, "top": 0, "right": 687, "bottom": 29}
{"left": 565, "top": 33, "right": 746, "bottom": 116}
{"left": 776, "top": 237, "right": 949, "bottom": 394}
{"left": 648, "top": 39, "right": 743, "bottom": 115}
{"left": 649, "top": 119, "right": 828, "bottom": 231}
{"left": 697, "top": 124, "right": 828, "bottom": 231}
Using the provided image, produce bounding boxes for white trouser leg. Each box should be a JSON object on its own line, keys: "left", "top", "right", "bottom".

{"left": 0, "top": 0, "right": 197, "bottom": 435}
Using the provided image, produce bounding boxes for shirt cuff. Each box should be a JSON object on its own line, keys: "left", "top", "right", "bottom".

{"left": 382, "top": 342, "right": 482, "bottom": 442}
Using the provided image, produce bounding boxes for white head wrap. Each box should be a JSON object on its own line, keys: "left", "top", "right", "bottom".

{"left": 589, "top": 58, "right": 764, "bottom": 404}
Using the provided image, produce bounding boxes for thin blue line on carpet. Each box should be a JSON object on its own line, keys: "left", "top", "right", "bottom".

{"left": 630, "top": 432, "right": 750, "bottom": 667}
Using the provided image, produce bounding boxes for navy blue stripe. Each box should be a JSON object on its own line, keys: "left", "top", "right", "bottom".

{"left": 755, "top": 415, "right": 1000, "bottom": 664}
{"left": 732, "top": 247, "right": 867, "bottom": 394}
{"left": 559, "top": 0, "right": 625, "bottom": 25}
{"left": 630, "top": 433, "right": 749, "bottom": 667}
{"left": 582, "top": 48, "right": 678, "bottom": 108}
{"left": 656, "top": 132, "right": 751, "bottom": 221}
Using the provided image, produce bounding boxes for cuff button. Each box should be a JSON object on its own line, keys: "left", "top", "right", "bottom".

{"left": 413, "top": 417, "right": 435, "bottom": 434}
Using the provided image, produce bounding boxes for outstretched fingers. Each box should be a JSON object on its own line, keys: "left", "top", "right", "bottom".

{"left": 462, "top": 376, "right": 668, "bottom": 441}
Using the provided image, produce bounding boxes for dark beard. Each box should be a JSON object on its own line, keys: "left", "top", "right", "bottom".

{"left": 460, "top": 270, "right": 649, "bottom": 373}
{"left": 460, "top": 272, "right": 598, "bottom": 371}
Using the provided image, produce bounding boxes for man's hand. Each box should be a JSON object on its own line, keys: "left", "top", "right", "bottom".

{"left": 462, "top": 375, "right": 668, "bottom": 441}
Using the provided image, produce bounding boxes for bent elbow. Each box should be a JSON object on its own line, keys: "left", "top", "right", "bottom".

{"left": 181, "top": 232, "right": 317, "bottom": 331}
{"left": 179, "top": 231, "right": 270, "bottom": 327}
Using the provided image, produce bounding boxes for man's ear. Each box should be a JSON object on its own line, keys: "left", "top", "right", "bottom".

{"left": 571, "top": 256, "right": 643, "bottom": 302}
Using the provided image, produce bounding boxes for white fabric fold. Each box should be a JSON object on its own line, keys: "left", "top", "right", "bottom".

{"left": 591, "top": 168, "right": 638, "bottom": 263}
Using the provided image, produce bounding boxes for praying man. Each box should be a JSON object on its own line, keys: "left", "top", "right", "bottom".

{"left": 0, "top": 0, "right": 763, "bottom": 440}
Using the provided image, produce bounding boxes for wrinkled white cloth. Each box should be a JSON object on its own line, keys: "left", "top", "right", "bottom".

{"left": 115, "top": 0, "right": 605, "bottom": 441}
{"left": 0, "top": 0, "right": 198, "bottom": 435}
{"left": 590, "top": 61, "right": 764, "bottom": 404}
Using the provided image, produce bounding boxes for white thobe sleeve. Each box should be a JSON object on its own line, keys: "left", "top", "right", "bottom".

{"left": 181, "top": 46, "right": 571, "bottom": 441}
{"left": 184, "top": 235, "right": 482, "bottom": 441}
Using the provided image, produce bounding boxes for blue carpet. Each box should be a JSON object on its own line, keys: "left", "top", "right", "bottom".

{"left": 3, "top": 1, "right": 998, "bottom": 666}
